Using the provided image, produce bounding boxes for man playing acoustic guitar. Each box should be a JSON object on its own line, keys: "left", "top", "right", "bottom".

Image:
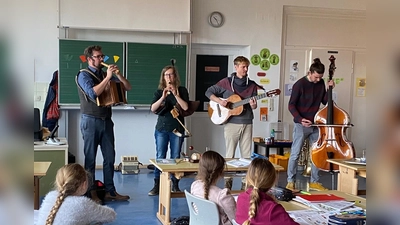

{"left": 205, "top": 56, "right": 258, "bottom": 190}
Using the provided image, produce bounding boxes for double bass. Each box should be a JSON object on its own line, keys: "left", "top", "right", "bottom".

{"left": 310, "top": 55, "right": 355, "bottom": 171}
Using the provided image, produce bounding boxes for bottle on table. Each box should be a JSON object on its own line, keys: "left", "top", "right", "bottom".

{"left": 270, "top": 129, "right": 275, "bottom": 145}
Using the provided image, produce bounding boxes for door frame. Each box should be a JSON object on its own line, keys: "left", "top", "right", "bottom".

{"left": 189, "top": 44, "right": 248, "bottom": 111}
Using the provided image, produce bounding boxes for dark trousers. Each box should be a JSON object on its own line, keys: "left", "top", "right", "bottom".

{"left": 80, "top": 114, "right": 115, "bottom": 192}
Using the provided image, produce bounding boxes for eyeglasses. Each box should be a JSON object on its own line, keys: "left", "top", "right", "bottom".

{"left": 92, "top": 55, "right": 105, "bottom": 59}
{"left": 164, "top": 73, "right": 175, "bottom": 77}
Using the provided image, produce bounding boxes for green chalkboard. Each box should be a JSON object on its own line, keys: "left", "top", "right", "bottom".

{"left": 59, "top": 39, "right": 124, "bottom": 104}
{"left": 126, "top": 43, "right": 187, "bottom": 105}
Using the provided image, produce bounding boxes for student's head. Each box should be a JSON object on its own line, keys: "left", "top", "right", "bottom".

{"left": 234, "top": 56, "right": 250, "bottom": 78}
{"left": 196, "top": 150, "right": 226, "bottom": 200}
{"left": 243, "top": 158, "right": 276, "bottom": 225}
{"left": 46, "top": 163, "right": 89, "bottom": 225}
{"left": 84, "top": 45, "right": 104, "bottom": 68}
{"left": 308, "top": 58, "right": 325, "bottom": 83}
{"left": 158, "top": 65, "right": 181, "bottom": 90}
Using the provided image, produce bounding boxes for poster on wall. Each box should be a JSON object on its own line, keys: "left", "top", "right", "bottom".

{"left": 290, "top": 60, "right": 299, "bottom": 72}
{"left": 356, "top": 78, "right": 366, "bottom": 97}
{"left": 289, "top": 73, "right": 297, "bottom": 82}
{"left": 251, "top": 54, "right": 261, "bottom": 65}
{"left": 259, "top": 78, "right": 270, "bottom": 85}
{"left": 260, "top": 107, "right": 268, "bottom": 121}
{"left": 251, "top": 48, "right": 280, "bottom": 70}
{"left": 285, "top": 84, "right": 293, "bottom": 96}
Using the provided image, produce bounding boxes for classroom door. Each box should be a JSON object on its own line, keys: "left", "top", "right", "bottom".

{"left": 195, "top": 55, "right": 229, "bottom": 111}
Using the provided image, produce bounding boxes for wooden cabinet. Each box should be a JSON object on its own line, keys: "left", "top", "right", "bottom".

{"left": 34, "top": 138, "right": 68, "bottom": 196}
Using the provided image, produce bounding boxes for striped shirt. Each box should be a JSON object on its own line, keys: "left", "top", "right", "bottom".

{"left": 288, "top": 76, "right": 327, "bottom": 123}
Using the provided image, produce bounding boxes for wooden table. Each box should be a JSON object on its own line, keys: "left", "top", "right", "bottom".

{"left": 253, "top": 141, "right": 292, "bottom": 156}
{"left": 326, "top": 159, "right": 366, "bottom": 196}
{"left": 150, "top": 158, "right": 284, "bottom": 225}
{"left": 34, "top": 161, "right": 51, "bottom": 209}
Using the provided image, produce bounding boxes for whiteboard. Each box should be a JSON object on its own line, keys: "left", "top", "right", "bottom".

{"left": 59, "top": 0, "right": 191, "bottom": 32}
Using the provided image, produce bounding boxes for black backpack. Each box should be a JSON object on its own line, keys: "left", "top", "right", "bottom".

{"left": 95, "top": 180, "right": 106, "bottom": 201}
{"left": 170, "top": 216, "right": 190, "bottom": 225}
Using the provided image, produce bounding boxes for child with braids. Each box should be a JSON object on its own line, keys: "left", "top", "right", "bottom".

{"left": 235, "top": 158, "right": 299, "bottom": 225}
{"left": 37, "top": 163, "right": 116, "bottom": 225}
{"left": 190, "top": 150, "right": 236, "bottom": 225}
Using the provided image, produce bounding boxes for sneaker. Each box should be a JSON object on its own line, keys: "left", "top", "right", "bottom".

{"left": 148, "top": 178, "right": 160, "bottom": 196}
{"left": 104, "top": 190, "right": 130, "bottom": 201}
{"left": 148, "top": 187, "right": 159, "bottom": 196}
{"left": 309, "top": 182, "right": 328, "bottom": 191}
{"left": 286, "top": 182, "right": 295, "bottom": 190}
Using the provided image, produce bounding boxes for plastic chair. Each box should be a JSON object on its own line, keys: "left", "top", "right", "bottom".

{"left": 231, "top": 219, "right": 241, "bottom": 225}
{"left": 184, "top": 190, "right": 220, "bottom": 225}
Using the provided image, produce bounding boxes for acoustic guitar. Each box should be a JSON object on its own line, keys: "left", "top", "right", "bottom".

{"left": 208, "top": 89, "right": 280, "bottom": 125}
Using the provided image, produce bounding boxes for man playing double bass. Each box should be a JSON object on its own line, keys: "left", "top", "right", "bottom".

{"left": 76, "top": 45, "right": 131, "bottom": 203}
{"left": 286, "top": 58, "right": 335, "bottom": 191}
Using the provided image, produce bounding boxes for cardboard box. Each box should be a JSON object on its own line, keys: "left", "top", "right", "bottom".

{"left": 253, "top": 137, "right": 264, "bottom": 143}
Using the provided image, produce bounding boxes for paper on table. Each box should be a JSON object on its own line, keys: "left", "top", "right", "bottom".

{"left": 156, "top": 159, "right": 176, "bottom": 165}
{"left": 313, "top": 200, "right": 355, "bottom": 212}
{"left": 288, "top": 210, "right": 335, "bottom": 225}
{"left": 226, "top": 158, "right": 252, "bottom": 167}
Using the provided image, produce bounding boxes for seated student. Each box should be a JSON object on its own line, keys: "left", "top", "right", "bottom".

{"left": 236, "top": 158, "right": 299, "bottom": 225}
{"left": 37, "top": 163, "right": 116, "bottom": 225}
{"left": 191, "top": 150, "right": 236, "bottom": 225}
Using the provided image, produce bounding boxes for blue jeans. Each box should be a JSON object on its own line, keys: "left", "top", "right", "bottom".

{"left": 154, "top": 129, "right": 183, "bottom": 180}
{"left": 80, "top": 114, "right": 116, "bottom": 192}
{"left": 287, "top": 123, "right": 320, "bottom": 183}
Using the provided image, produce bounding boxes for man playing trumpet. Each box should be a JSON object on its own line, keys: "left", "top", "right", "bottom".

{"left": 76, "top": 45, "right": 131, "bottom": 203}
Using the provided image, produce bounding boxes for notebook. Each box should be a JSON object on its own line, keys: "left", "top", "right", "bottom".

{"left": 343, "top": 158, "right": 366, "bottom": 165}
{"left": 296, "top": 194, "right": 345, "bottom": 202}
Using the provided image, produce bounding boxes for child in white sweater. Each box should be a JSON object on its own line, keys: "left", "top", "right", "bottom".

{"left": 37, "top": 163, "right": 116, "bottom": 225}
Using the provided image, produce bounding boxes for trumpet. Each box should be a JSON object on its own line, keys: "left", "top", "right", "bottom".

{"left": 101, "top": 62, "right": 120, "bottom": 75}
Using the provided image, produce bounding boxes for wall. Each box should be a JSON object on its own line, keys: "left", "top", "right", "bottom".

{"left": 31, "top": 0, "right": 366, "bottom": 166}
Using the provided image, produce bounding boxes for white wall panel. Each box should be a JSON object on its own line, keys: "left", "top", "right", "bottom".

{"left": 59, "top": 0, "right": 191, "bottom": 32}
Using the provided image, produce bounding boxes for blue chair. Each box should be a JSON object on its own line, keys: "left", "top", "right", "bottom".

{"left": 184, "top": 190, "right": 220, "bottom": 225}
{"left": 231, "top": 219, "right": 240, "bottom": 225}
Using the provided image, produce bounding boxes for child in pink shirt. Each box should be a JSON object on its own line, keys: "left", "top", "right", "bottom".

{"left": 235, "top": 158, "right": 299, "bottom": 225}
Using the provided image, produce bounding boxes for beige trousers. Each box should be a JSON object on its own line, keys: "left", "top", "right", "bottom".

{"left": 224, "top": 123, "right": 253, "bottom": 158}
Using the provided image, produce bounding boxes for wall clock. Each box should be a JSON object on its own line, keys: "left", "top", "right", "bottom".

{"left": 208, "top": 11, "right": 224, "bottom": 28}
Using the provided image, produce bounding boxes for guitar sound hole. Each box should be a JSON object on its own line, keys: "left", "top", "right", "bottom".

{"left": 226, "top": 103, "right": 234, "bottom": 110}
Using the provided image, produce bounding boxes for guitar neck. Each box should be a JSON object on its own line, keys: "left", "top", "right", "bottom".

{"left": 232, "top": 93, "right": 267, "bottom": 108}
